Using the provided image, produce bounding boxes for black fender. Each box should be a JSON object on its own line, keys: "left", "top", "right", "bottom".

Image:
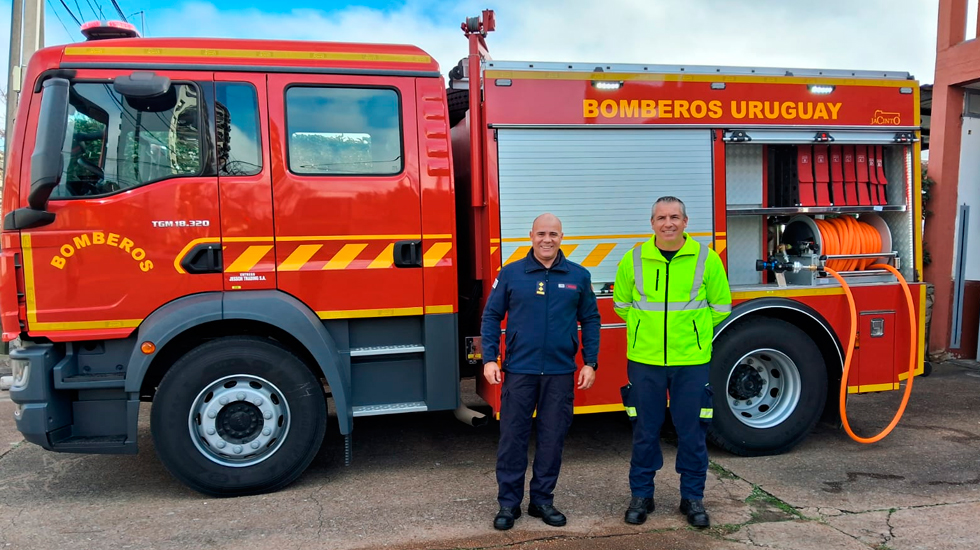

{"left": 125, "top": 290, "right": 352, "bottom": 435}
{"left": 712, "top": 297, "right": 844, "bottom": 371}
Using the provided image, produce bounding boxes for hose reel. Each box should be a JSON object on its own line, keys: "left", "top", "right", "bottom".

{"left": 760, "top": 213, "right": 896, "bottom": 286}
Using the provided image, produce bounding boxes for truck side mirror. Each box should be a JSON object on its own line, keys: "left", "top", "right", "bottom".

{"left": 28, "top": 78, "right": 70, "bottom": 211}
{"left": 113, "top": 71, "right": 171, "bottom": 98}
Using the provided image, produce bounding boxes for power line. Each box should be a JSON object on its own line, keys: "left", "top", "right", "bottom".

{"left": 108, "top": 0, "right": 127, "bottom": 21}
{"left": 73, "top": 0, "right": 86, "bottom": 21}
{"left": 85, "top": 0, "right": 105, "bottom": 19}
{"left": 58, "top": 0, "right": 83, "bottom": 26}
{"left": 46, "top": 0, "right": 76, "bottom": 36}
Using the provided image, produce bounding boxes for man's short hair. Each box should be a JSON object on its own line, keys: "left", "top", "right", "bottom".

{"left": 652, "top": 196, "right": 687, "bottom": 219}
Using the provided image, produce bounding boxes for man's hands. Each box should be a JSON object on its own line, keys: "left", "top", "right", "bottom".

{"left": 484, "top": 362, "right": 596, "bottom": 390}
{"left": 577, "top": 365, "right": 596, "bottom": 390}
{"left": 484, "top": 361, "right": 502, "bottom": 385}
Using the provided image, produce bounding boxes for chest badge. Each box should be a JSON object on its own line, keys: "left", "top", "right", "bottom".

{"left": 537, "top": 281, "right": 546, "bottom": 295}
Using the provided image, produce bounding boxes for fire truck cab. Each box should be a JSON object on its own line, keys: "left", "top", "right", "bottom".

{"left": 3, "top": 13, "right": 925, "bottom": 496}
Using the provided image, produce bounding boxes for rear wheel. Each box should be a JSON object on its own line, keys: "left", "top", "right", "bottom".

{"left": 151, "top": 336, "right": 327, "bottom": 496}
{"left": 708, "top": 318, "right": 828, "bottom": 456}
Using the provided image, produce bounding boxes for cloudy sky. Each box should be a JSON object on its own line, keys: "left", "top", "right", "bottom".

{"left": 0, "top": 0, "right": 945, "bottom": 87}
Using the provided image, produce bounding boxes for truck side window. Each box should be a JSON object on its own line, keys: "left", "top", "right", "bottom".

{"left": 284, "top": 86, "right": 402, "bottom": 176}
{"left": 51, "top": 81, "right": 203, "bottom": 198}
{"left": 216, "top": 83, "right": 262, "bottom": 176}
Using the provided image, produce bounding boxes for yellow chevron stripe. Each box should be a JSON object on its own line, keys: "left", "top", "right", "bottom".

{"left": 559, "top": 244, "right": 579, "bottom": 257}
{"left": 226, "top": 245, "right": 273, "bottom": 273}
{"left": 491, "top": 246, "right": 499, "bottom": 255}
{"left": 317, "top": 307, "right": 423, "bottom": 319}
{"left": 423, "top": 243, "right": 453, "bottom": 267}
{"left": 279, "top": 244, "right": 322, "bottom": 271}
{"left": 369, "top": 243, "right": 394, "bottom": 269}
{"left": 504, "top": 246, "right": 531, "bottom": 265}
{"left": 715, "top": 239, "right": 727, "bottom": 254}
{"left": 581, "top": 243, "right": 617, "bottom": 267}
{"left": 323, "top": 243, "right": 367, "bottom": 270}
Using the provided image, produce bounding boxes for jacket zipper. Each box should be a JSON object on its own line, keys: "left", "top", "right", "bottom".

{"left": 632, "top": 319, "right": 641, "bottom": 348}
{"left": 542, "top": 268, "right": 550, "bottom": 374}
{"left": 663, "top": 262, "right": 670, "bottom": 364}
{"left": 693, "top": 320, "right": 702, "bottom": 350}
{"left": 655, "top": 270, "right": 659, "bottom": 291}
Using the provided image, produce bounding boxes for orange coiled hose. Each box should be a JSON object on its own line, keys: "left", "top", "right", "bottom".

{"left": 812, "top": 216, "right": 882, "bottom": 271}
{"left": 825, "top": 263, "right": 917, "bottom": 444}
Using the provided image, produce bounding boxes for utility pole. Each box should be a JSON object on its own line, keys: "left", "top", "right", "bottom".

{"left": 3, "top": 0, "right": 43, "bottom": 182}
{"left": 4, "top": 0, "right": 24, "bottom": 177}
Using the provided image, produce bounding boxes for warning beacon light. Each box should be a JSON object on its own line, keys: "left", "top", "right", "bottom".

{"left": 807, "top": 84, "right": 835, "bottom": 95}
{"left": 81, "top": 20, "right": 141, "bottom": 41}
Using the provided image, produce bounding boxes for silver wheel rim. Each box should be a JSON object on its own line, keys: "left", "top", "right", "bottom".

{"left": 189, "top": 374, "right": 290, "bottom": 468}
{"left": 725, "top": 349, "right": 802, "bottom": 429}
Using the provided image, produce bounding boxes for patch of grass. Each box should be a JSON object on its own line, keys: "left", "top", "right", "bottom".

{"left": 745, "top": 486, "right": 804, "bottom": 520}
{"left": 711, "top": 523, "right": 742, "bottom": 536}
{"left": 708, "top": 461, "right": 739, "bottom": 480}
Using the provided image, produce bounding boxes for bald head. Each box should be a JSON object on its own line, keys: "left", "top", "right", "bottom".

{"left": 529, "top": 213, "right": 564, "bottom": 268}
{"left": 532, "top": 213, "right": 563, "bottom": 233}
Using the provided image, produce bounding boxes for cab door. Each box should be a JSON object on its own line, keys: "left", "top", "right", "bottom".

{"left": 19, "top": 70, "right": 221, "bottom": 339}
{"left": 213, "top": 73, "right": 276, "bottom": 290}
{"left": 267, "top": 74, "right": 424, "bottom": 319}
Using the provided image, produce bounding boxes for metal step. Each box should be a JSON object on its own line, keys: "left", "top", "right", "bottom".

{"left": 55, "top": 373, "right": 125, "bottom": 390}
{"left": 350, "top": 344, "right": 425, "bottom": 358}
{"left": 51, "top": 435, "right": 135, "bottom": 454}
{"left": 352, "top": 401, "right": 428, "bottom": 417}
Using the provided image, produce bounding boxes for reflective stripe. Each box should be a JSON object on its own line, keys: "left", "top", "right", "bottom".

{"left": 614, "top": 301, "right": 632, "bottom": 309}
{"left": 690, "top": 245, "right": 709, "bottom": 301}
{"left": 710, "top": 303, "right": 732, "bottom": 313}
{"left": 632, "top": 299, "right": 708, "bottom": 312}
{"left": 700, "top": 408, "right": 713, "bottom": 419}
{"left": 633, "top": 246, "right": 645, "bottom": 300}
{"left": 625, "top": 406, "right": 637, "bottom": 418}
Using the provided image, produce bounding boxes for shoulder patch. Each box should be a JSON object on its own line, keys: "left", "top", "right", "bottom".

{"left": 492, "top": 278, "right": 499, "bottom": 289}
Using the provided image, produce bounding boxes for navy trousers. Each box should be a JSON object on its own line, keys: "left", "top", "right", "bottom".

{"left": 626, "top": 360, "right": 712, "bottom": 500}
{"left": 496, "top": 372, "right": 575, "bottom": 508}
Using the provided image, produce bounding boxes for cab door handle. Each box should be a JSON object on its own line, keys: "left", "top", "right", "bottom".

{"left": 181, "top": 242, "right": 223, "bottom": 274}
{"left": 393, "top": 240, "right": 423, "bottom": 268}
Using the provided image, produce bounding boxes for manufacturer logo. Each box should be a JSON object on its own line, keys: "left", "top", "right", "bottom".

{"left": 870, "top": 110, "right": 901, "bottom": 125}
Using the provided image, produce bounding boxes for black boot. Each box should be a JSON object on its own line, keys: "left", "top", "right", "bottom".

{"left": 527, "top": 503, "right": 567, "bottom": 527}
{"left": 624, "top": 496, "right": 655, "bottom": 525}
{"left": 679, "top": 498, "right": 710, "bottom": 528}
{"left": 493, "top": 506, "right": 521, "bottom": 530}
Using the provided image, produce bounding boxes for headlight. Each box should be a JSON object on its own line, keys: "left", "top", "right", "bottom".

{"left": 10, "top": 358, "right": 29, "bottom": 389}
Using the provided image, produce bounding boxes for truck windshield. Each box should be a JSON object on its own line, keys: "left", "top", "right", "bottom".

{"left": 51, "top": 81, "right": 203, "bottom": 198}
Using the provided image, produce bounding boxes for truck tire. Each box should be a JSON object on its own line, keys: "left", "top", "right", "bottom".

{"left": 150, "top": 336, "right": 327, "bottom": 496}
{"left": 708, "top": 318, "right": 827, "bottom": 456}
{"left": 447, "top": 88, "right": 469, "bottom": 128}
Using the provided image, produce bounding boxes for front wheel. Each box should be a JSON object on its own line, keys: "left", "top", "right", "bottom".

{"left": 708, "top": 318, "right": 828, "bottom": 456}
{"left": 151, "top": 336, "right": 327, "bottom": 496}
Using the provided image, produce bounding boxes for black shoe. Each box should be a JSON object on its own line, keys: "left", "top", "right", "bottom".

{"left": 679, "top": 498, "right": 710, "bottom": 528}
{"left": 493, "top": 506, "right": 521, "bottom": 530}
{"left": 624, "top": 496, "right": 655, "bottom": 525}
{"left": 527, "top": 503, "right": 567, "bottom": 527}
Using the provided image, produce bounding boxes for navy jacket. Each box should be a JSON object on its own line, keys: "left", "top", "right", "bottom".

{"left": 481, "top": 249, "right": 601, "bottom": 375}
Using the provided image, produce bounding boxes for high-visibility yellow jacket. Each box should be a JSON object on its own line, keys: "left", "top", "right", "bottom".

{"left": 613, "top": 234, "right": 732, "bottom": 366}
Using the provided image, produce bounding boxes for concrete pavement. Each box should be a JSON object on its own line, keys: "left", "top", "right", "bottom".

{"left": 0, "top": 361, "right": 978, "bottom": 550}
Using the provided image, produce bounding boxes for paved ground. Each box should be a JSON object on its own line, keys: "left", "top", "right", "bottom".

{"left": 1, "top": 361, "right": 978, "bottom": 550}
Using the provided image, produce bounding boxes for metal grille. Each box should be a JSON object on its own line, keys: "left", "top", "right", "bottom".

{"left": 496, "top": 128, "right": 714, "bottom": 285}
{"left": 727, "top": 216, "right": 764, "bottom": 285}
{"left": 726, "top": 144, "right": 763, "bottom": 207}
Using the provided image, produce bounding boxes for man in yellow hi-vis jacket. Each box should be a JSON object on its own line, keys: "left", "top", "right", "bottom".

{"left": 613, "top": 196, "right": 732, "bottom": 528}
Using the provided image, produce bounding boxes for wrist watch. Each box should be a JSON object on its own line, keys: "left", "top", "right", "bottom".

{"left": 585, "top": 362, "right": 598, "bottom": 371}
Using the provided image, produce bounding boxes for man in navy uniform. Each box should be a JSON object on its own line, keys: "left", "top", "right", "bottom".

{"left": 482, "top": 213, "right": 601, "bottom": 530}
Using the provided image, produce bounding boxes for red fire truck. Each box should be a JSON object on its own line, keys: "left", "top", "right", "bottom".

{"left": 3, "top": 12, "right": 925, "bottom": 496}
